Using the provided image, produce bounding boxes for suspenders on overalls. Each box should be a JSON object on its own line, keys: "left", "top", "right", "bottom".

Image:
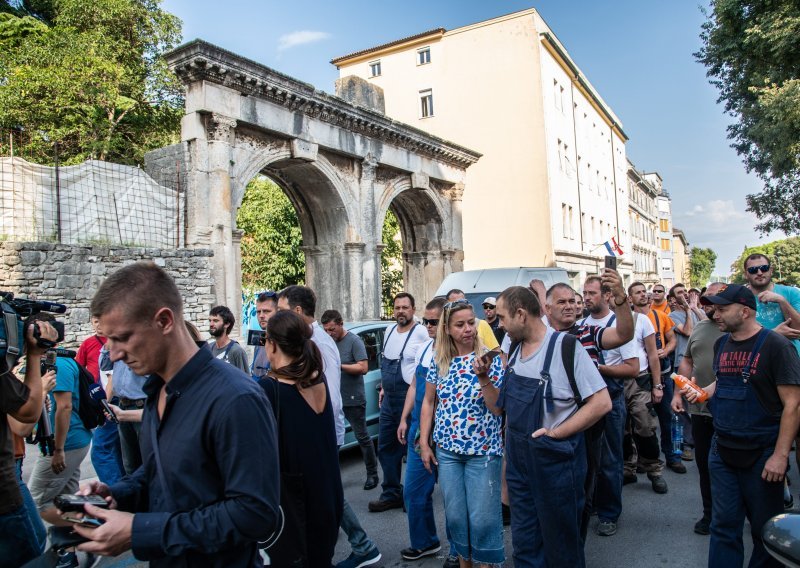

{"left": 380, "top": 324, "right": 418, "bottom": 395}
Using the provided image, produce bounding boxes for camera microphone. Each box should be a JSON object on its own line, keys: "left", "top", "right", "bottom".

{"left": 89, "top": 383, "right": 119, "bottom": 424}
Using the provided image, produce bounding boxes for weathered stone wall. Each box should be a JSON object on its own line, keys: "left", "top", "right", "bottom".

{"left": 0, "top": 242, "right": 215, "bottom": 348}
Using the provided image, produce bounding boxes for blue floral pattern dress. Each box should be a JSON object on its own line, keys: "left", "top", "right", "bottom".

{"left": 426, "top": 353, "right": 505, "bottom": 455}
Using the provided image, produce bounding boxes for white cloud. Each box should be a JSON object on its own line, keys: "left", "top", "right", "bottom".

{"left": 277, "top": 30, "right": 330, "bottom": 51}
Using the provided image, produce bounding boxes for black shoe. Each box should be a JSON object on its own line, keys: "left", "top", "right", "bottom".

{"left": 401, "top": 543, "right": 441, "bottom": 560}
{"left": 668, "top": 461, "right": 687, "bottom": 474}
{"left": 650, "top": 475, "right": 668, "bottom": 494}
{"left": 363, "top": 475, "right": 379, "bottom": 490}
{"left": 368, "top": 498, "right": 403, "bottom": 512}
{"left": 694, "top": 516, "right": 711, "bottom": 535}
{"left": 502, "top": 503, "right": 511, "bottom": 526}
{"left": 623, "top": 472, "right": 638, "bottom": 485}
{"left": 442, "top": 555, "right": 460, "bottom": 568}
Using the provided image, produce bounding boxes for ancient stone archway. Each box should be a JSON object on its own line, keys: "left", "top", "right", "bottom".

{"left": 163, "top": 40, "right": 479, "bottom": 321}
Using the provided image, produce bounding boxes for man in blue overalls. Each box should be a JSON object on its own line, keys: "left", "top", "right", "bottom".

{"left": 492, "top": 286, "right": 611, "bottom": 567}
{"left": 684, "top": 284, "right": 800, "bottom": 567}
{"left": 369, "top": 292, "right": 429, "bottom": 512}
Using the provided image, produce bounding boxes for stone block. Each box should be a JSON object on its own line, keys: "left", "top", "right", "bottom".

{"left": 56, "top": 275, "right": 85, "bottom": 289}
{"left": 19, "top": 251, "right": 46, "bottom": 265}
{"left": 4, "top": 255, "right": 21, "bottom": 266}
{"left": 291, "top": 138, "right": 319, "bottom": 162}
{"left": 335, "top": 76, "right": 385, "bottom": 114}
{"left": 411, "top": 172, "right": 430, "bottom": 191}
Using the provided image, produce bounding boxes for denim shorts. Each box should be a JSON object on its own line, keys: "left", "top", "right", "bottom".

{"left": 437, "top": 447, "right": 504, "bottom": 565}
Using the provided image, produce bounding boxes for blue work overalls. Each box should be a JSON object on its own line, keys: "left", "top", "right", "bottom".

{"left": 707, "top": 328, "right": 783, "bottom": 568}
{"left": 377, "top": 323, "right": 418, "bottom": 502}
{"left": 500, "top": 332, "right": 587, "bottom": 568}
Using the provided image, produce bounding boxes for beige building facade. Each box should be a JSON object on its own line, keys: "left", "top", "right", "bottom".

{"left": 332, "top": 8, "right": 633, "bottom": 289}
{"left": 672, "top": 228, "right": 691, "bottom": 286}
{"left": 627, "top": 160, "right": 660, "bottom": 287}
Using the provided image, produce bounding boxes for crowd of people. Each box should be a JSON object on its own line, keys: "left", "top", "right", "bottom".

{"left": 1, "top": 252, "right": 799, "bottom": 568}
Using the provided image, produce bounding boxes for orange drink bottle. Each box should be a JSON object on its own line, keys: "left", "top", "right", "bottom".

{"left": 671, "top": 373, "right": 708, "bottom": 403}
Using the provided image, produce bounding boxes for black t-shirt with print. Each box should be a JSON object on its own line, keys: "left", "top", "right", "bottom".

{"left": 714, "top": 328, "right": 800, "bottom": 417}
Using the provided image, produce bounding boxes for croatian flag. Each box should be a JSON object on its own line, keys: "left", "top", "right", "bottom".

{"left": 604, "top": 237, "right": 624, "bottom": 257}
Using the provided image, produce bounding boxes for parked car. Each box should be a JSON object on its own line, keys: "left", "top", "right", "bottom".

{"left": 340, "top": 320, "right": 392, "bottom": 450}
{"left": 434, "top": 267, "right": 570, "bottom": 319}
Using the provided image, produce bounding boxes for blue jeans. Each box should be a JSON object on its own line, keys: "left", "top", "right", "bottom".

{"left": 377, "top": 392, "right": 406, "bottom": 501}
{"left": 91, "top": 419, "right": 125, "bottom": 485}
{"left": 404, "top": 439, "right": 439, "bottom": 550}
{"left": 0, "top": 501, "right": 43, "bottom": 568}
{"left": 654, "top": 373, "right": 681, "bottom": 463}
{"left": 595, "top": 383, "right": 626, "bottom": 523}
{"left": 437, "top": 448, "right": 504, "bottom": 565}
{"left": 709, "top": 440, "right": 784, "bottom": 568}
{"left": 340, "top": 498, "right": 376, "bottom": 556}
{"left": 13, "top": 458, "right": 46, "bottom": 556}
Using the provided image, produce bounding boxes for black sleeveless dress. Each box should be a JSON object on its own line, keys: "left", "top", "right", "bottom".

{"left": 259, "top": 378, "right": 344, "bottom": 567}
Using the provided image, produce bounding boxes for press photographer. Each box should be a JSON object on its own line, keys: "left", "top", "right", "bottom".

{"left": 0, "top": 295, "right": 60, "bottom": 568}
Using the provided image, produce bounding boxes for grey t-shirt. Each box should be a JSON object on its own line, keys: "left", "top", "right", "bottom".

{"left": 336, "top": 331, "right": 369, "bottom": 407}
{"left": 210, "top": 340, "right": 249, "bottom": 374}
{"left": 669, "top": 310, "right": 700, "bottom": 369}
{"left": 507, "top": 328, "right": 606, "bottom": 430}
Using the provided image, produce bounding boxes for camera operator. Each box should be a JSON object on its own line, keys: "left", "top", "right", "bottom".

{"left": 26, "top": 314, "right": 93, "bottom": 529}
{"left": 0, "top": 319, "right": 58, "bottom": 568}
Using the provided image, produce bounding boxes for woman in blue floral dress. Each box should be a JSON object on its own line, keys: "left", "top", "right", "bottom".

{"left": 418, "top": 299, "right": 505, "bottom": 567}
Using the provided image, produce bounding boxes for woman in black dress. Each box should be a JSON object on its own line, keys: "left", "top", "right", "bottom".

{"left": 258, "top": 310, "right": 343, "bottom": 567}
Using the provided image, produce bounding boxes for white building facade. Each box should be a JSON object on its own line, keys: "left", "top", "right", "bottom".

{"left": 627, "top": 161, "right": 660, "bottom": 287}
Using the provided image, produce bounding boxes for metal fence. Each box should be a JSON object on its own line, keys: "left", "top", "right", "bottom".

{"left": 0, "top": 129, "right": 186, "bottom": 247}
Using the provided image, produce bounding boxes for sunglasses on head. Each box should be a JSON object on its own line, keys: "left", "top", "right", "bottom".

{"left": 746, "top": 264, "right": 770, "bottom": 275}
{"left": 482, "top": 304, "right": 495, "bottom": 310}
{"left": 422, "top": 318, "right": 440, "bottom": 327}
{"left": 443, "top": 298, "right": 470, "bottom": 310}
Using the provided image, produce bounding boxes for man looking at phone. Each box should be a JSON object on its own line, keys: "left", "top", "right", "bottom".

{"left": 73, "top": 262, "right": 280, "bottom": 565}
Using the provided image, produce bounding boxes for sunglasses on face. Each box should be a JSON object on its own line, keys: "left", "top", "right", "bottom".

{"left": 482, "top": 304, "right": 495, "bottom": 310}
{"left": 746, "top": 264, "right": 770, "bottom": 275}
{"left": 652, "top": 290, "right": 664, "bottom": 294}
{"left": 422, "top": 318, "right": 440, "bottom": 327}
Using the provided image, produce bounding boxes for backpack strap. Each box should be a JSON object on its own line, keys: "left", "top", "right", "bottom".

{"left": 541, "top": 331, "right": 561, "bottom": 413}
{"left": 561, "top": 333, "right": 582, "bottom": 407}
{"left": 2, "top": 303, "right": 21, "bottom": 372}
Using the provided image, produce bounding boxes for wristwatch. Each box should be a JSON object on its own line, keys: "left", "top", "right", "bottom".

{"left": 653, "top": 384, "right": 664, "bottom": 391}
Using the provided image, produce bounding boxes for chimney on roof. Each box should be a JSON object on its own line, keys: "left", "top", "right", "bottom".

{"left": 335, "top": 75, "right": 385, "bottom": 114}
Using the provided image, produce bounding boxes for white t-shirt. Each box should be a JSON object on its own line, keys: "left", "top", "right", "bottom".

{"left": 631, "top": 314, "right": 656, "bottom": 373}
{"left": 581, "top": 312, "right": 636, "bottom": 367}
{"left": 507, "top": 328, "right": 606, "bottom": 430}
{"left": 414, "top": 338, "right": 435, "bottom": 369}
{"left": 312, "top": 321, "right": 344, "bottom": 446}
{"left": 383, "top": 323, "right": 430, "bottom": 384}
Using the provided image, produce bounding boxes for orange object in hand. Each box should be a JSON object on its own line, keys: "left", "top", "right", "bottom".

{"left": 672, "top": 374, "right": 708, "bottom": 403}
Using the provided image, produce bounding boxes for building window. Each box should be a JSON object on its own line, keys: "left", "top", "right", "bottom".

{"left": 562, "top": 204, "right": 569, "bottom": 238}
{"left": 369, "top": 60, "right": 381, "bottom": 77}
{"left": 419, "top": 89, "right": 434, "bottom": 118}
{"left": 417, "top": 47, "right": 431, "bottom": 65}
{"left": 569, "top": 206, "right": 575, "bottom": 239}
{"left": 659, "top": 218, "right": 669, "bottom": 232}
{"left": 661, "top": 238, "right": 671, "bottom": 251}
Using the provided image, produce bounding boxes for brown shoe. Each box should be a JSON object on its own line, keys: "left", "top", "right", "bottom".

{"left": 368, "top": 498, "right": 403, "bottom": 512}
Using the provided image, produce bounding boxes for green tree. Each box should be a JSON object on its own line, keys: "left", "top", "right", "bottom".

{"left": 689, "top": 246, "right": 717, "bottom": 288}
{"left": 696, "top": 0, "right": 800, "bottom": 234}
{"left": 381, "top": 208, "right": 404, "bottom": 316}
{"left": 730, "top": 236, "right": 800, "bottom": 286}
{"left": 0, "top": 0, "right": 182, "bottom": 165}
{"left": 237, "top": 176, "right": 305, "bottom": 294}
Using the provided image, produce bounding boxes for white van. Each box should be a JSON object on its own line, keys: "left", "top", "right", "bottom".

{"left": 434, "top": 267, "right": 570, "bottom": 319}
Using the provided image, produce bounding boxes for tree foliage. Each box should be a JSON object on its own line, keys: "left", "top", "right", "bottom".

{"left": 730, "top": 236, "right": 800, "bottom": 286}
{"left": 237, "top": 176, "right": 305, "bottom": 294}
{"left": 0, "top": 0, "right": 183, "bottom": 165}
{"left": 689, "top": 246, "right": 718, "bottom": 288}
{"left": 381, "top": 208, "right": 404, "bottom": 316}
{"left": 696, "top": 0, "right": 800, "bottom": 234}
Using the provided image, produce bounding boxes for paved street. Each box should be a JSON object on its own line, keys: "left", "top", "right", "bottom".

{"left": 22, "top": 442, "right": 764, "bottom": 567}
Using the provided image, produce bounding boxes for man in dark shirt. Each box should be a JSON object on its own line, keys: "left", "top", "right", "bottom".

{"left": 322, "top": 309, "right": 379, "bottom": 490}
{"left": 0, "top": 318, "right": 55, "bottom": 567}
{"left": 73, "top": 262, "right": 280, "bottom": 567}
{"left": 685, "top": 284, "right": 800, "bottom": 567}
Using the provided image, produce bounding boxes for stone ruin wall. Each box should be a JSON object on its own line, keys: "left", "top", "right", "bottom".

{"left": 0, "top": 242, "right": 215, "bottom": 348}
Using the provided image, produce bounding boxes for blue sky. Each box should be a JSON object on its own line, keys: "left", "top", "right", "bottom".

{"left": 162, "top": 0, "right": 781, "bottom": 275}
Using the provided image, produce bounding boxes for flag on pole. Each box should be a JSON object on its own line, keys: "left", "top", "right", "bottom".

{"left": 603, "top": 237, "right": 624, "bottom": 257}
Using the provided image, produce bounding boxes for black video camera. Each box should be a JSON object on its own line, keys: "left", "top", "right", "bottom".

{"left": 247, "top": 329, "right": 268, "bottom": 347}
{"left": 0, "top": 291, "right": 66, "bottom": 372}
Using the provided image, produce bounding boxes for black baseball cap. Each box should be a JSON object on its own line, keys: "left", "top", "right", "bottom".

{"left": 700, "top": 284, "right": 757, "bottom": 310}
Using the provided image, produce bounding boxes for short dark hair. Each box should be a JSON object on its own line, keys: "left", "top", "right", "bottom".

{"left": 652, "top": 284, "right": 665, "bottom": 293}
{"left": 393, "top": 292, "right": 415, "bottom": 308}
{"left": 320, "top": 309, "right": 343, "bottom": 325}
{"left": 546, "top": 282, "right": 575, "bottom": 300}
{"left": 669, "top": 283, "right": 686, "bottom": 297}
{"left": 498, "top": 286, "right": 541, "bottom": 317}
{"left": 257, "top": 291, "right": 278, "bottom": 304}
{"left": 91, "top": 261, "right": 183, "bottom": 320}
{"left": 743, "top": 253, "right": 770, "bottom": 269}
{"left": 445, "top": 289, "right": 464, "bottom": 301}
{"left": 584, "top": 275, "right": 610, "bottom": 294}
{"left": 209, "top": 305, "right": 235, "bottom": 335}
{"left": 279, "top": 285, "right": 316, "bottom": 317}
{"left": 628, "top": 281, "right": 646, "bottom": 295}
{"left": 426, "top": 297, "right": 447, "bottom": 311}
